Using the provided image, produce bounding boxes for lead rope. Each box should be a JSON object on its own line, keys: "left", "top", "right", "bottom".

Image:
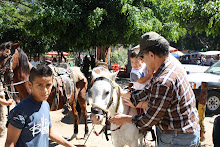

{"left": 6, "top": 55, "right": 14, "bottom": 115}
{"left": 83, "top": 124, "right": 95, "bottom": 145}
{"left": 104, "top": 111, "right": 109, "bottom": 141}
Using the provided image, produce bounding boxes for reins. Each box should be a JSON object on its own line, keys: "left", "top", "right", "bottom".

{"left": 90, "top": 77, "right": 127, "bottom": 142}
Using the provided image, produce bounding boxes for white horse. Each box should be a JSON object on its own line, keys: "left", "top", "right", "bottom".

{"left": 90, "top": 67, "right": 143, "bottom": 147}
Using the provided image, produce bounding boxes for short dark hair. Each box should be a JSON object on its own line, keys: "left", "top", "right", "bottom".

{"left": 139, "top": 32, "right": 170, "bottom": 57}
{"left": 29, "top": 64, "right": 53, "bottom": 82}
{"left": 144, "top": 41, "right": 169, "bottom": 57}
{"left": 130, "top": 50, "right": 143, "bottom": 59}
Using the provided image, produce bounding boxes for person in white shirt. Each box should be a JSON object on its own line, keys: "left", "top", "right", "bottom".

{"left": 31, "top": 55, "right": 41, "bottom": 67}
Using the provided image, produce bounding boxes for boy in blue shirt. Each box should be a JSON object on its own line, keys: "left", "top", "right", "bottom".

{"left": 5, "top": 64, "right": 75, "bottom": 147}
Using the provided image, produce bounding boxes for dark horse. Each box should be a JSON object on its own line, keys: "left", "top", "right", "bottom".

{"left": 0, "top": 41, "right": 88, "bottom": 138}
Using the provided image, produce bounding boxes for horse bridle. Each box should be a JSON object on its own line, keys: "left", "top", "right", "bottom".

{"left": 91, "top": 76, "right": 121, "bottom": 114}
{"left": 91, "top": 76, "right": 122, "bottom": 141}
{"left": 0, "top": 47, "right": 28, "bottom": 99}
{"left": 0, "top": 54, "right": 14, "bottom": 84}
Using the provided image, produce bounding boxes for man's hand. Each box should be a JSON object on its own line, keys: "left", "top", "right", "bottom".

{"left": 6, "top": 99, "right": 13, "bottom": 106}
{"left": 120, "top": 88, "right": 131, "bottom": 99}
{"left": 109, "top": 114, "right": 132, "bottom": 126}
{"left": 0, "top": 98, "right": 13, "bottom": 106}
{"left": 122, "top": 97, "right": 135, "bottom": 108}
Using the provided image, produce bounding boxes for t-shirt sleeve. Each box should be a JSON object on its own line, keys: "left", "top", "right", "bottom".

{"left": 7, "top": 109, "right": 25, "bottom": 129}
{"left": 130, "top": 73, "right": 139, "bottom": 82}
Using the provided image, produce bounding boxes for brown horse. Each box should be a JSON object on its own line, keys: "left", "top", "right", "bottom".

{"left": 0, "top": 41, "right": 88, "bottom": 138}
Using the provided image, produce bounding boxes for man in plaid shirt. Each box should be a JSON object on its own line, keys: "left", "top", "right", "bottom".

{"left": 109, "top": 32, "right": 200, "bottom": 147}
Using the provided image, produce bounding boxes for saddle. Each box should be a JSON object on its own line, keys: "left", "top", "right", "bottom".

{"left": 48, "top": 63, "right": 75, "bottom": 110}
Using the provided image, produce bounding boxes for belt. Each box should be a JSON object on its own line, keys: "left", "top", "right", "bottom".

{"left": 162, "top": 130, "right": 193, "bottom": 134}
{"left": 161, "top": 124, "right": 199, "bottom": 134}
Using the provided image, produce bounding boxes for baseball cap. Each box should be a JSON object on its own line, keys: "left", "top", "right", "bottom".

{"left": 137, "top": 32, "right": 168, "bottom": 57}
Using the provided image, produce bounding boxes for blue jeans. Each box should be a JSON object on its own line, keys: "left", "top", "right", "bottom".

{"left": 156, "top": 126, "right": 200, "bottom": 147}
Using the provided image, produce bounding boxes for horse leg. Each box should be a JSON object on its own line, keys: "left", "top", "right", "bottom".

{"left": 70, "top": 98, "right": 79, "bottom": 139}
{"left": 76, "top": 100, "right": 82, "bottom": 123}
{"left": 139, "top": 138, "right": 144, "bottom": 147}
{"left": 86, "top": 91, "right": 90, "bottom": 105}
{"left": 77, "top": 87, "right": 89, "bottom": 138}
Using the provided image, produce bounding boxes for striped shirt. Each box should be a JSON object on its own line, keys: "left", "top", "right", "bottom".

{"left": 131, "top": 57, "right": 199, "bottom": 133}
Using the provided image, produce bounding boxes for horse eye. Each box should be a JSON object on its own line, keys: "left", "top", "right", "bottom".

{"left": 105, "top": 91, "right": 109, "bottom": 95}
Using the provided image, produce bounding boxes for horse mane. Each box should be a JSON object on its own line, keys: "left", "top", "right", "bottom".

{"left": 17, "top": 47, "right": 30, "bottom": 74}
{"left": 91, "top": 66, "right": 111, "bottom": 80}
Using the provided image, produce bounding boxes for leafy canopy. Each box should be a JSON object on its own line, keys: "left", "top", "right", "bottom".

{"left": 0, "top": 0, "right": 219, "bottom": 53}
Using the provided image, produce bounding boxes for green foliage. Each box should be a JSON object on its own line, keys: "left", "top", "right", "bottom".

{"left": 110, "top": 47, "right": 128, "bottom": 66}
{"left": 172, "top": 0, "right": 220, "bottom": 37}
{"left": 0, "top": 1, "right": 30, "bottom": 41}
{"left": 0, "top": 1, "right": 49, "bottom": 54}
{"left": 88, "top": 7, "right": 107, "bottom": 30}
{"left": 0, "top": 0, "right": 219, "bottom": 54}
{"left": 171, "top": 32, "right": 220, "bottom": 51}
{"left": 27, "top": 0, "right": 188, "bottom": 51}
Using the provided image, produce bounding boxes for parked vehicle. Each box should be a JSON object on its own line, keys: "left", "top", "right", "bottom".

{"left": 187, "top": 61, "right": 220, "bottom": 115}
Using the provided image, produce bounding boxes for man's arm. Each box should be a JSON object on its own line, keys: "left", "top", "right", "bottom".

{"left": 120, "top": 88, "right": 131, "bottom": 99}
{"left": 49, "top": 128, "right": 75, "bottom": 147}
{"left": 5, "top": 123, "right": 22, "bottom": 147}
{"left": 0, "top": 99, "right": 13, "bottom": 106}
{"left": 110, "top": 84, "right": 172, "bottom": 128}
{"left": 132, "top": 84, "right": 172, "bottom": 129}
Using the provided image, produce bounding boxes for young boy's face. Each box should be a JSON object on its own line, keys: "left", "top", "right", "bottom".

{"left": 29, "top": 76, "right": 53, "bottom": 102}
{"left": 130, "top": 57, "right": 143, "bottom": 70}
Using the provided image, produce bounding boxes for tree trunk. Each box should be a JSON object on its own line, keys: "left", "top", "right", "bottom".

{"left": 97, "top": 46, "right": 109, "bottom": 62}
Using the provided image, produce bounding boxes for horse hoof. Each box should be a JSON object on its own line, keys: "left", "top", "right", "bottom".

{"left": 62, "top": 108, "right": 70, "bottom": 115}
{"left": 70, "top": 134, "right": 77, "bottom": 140}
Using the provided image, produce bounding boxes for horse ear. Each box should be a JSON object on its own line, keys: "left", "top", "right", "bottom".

{"left": 110, "top": 71, "right": 118, "bottom": 81}
{"left": 11, "top": 42, "right": 22, "bottom": 50}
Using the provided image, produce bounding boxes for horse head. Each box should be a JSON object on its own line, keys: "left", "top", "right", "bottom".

{"left": 0, "top": 42, "right": 21, "bottom": 74}
{"left": 90, "top": 67, "right": 118, "bottom": 124}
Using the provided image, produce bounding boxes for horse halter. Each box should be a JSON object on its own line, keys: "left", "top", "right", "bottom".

{"left": 0, "top": 45, "right": 28, "bottom": 99}
{"left": 0, "top": 50, "right": 15, "bottom": 86}
{"left": 91, "top": 77, "right": 114, "bottom": 114}
{"left": 91, "top": 76, "right": 122, "bottom": 141}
